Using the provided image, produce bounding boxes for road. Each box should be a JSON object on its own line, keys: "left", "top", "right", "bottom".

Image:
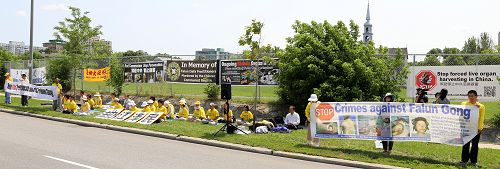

{"left": 0, "top": 112, "right": 356, "bottom": 169}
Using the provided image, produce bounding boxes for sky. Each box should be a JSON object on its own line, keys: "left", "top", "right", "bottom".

{"left": 1, "top": 0, "right": 500, "bottom": 56}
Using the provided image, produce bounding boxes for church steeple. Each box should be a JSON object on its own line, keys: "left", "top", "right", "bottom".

{"left": 363, "top": 2, "right": 373, "bottom": 44}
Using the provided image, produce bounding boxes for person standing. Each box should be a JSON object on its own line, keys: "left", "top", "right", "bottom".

{"left": 382, "top": 93, "right": 395, "bottom": 155}
{"left": 305, "top": 94, "right": 320, "bottom": 147}
{"left": 284, "top": 105, "right": 301, "bottom": 130}
{"left": 52, "top": 78, "right": 63, "bottom": 111}
{"left": 460, "top": 90, "right": 486, "bottom": 166}
{"left": 435, "top": 88, "right": 450, "bottom": 104}
{"left": 20, "top": 74, "right": 29, "bottom": 107}
{"left": 4, "top": 73, "right": 13, "bottom": 104}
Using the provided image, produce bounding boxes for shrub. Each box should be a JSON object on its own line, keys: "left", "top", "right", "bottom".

{"left": 204, "top": 83, "right": 220, "bottom": 100}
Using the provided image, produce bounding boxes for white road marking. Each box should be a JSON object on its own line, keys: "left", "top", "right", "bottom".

{"left": 43, "top": 155, "right": 99, "bottom": 169}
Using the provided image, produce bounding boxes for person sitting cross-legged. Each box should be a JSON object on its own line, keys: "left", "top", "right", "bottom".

{"left": 205, "top": 103, "right": 219, "bottom": 125}
{"left": 62, "top": 95, "right": 77, "bottom": 114}
{"left": 236, "top": 105, "right": 254, "bottom": 126}
{"left": 175, "top": 99, "right": 189, "bottom": 121}
{"left": 189, "top": 101, "right": 206, "bottom": 122}
{"left": 284, "top": 105, "right": 301, "bottom": 130}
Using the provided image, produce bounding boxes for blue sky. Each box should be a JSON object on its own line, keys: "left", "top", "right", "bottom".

{"left": 2, "top": 0, "right": 500, "bottom": 55}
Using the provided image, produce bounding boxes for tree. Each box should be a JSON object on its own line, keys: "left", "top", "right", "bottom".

{"left": 20, "top": 51, "right": 43, "bottom": 60}
{"left": 107, "top": 56, "right": 125, "bottom": 96}
{"left": 53, "top": 6, "right": 107, "bottom": 96}
{"left": 0, "top": 48, "right": 15, "bottom": 86}
{"left": 442, "top": 47, "right": 465, "bottom": 65}
{"left": 278, "top": 20, "right": 407, "bottom": 113}
{"left": 46, "top": 56, "right": 73, "bottom": 92}
{"left": 417, "top": 56, "right": 441, "bottom": 66}
{"left": 479, "top": 32, "right": 494, "bottom": 52}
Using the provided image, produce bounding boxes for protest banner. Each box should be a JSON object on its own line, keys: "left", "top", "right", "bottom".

{"left": 310, "top": 102, "right": 479, "bottom": 145}
{"left": 10, "top": 67, "right": 47, "bottom": 84}
{"left": 165, "top": 60, "right": 218, "bottom": 83}
{"left": 4, "top": 82, "right": 58, "bottom": 100}
{"left": 220, "top": 60, "right": 279, "bottom": 85}
{"left": 137, "top": 112, "right": 162, "bottom": 124}
{"left": 124, "top": 61, "right": 164, "bottom": 83}
{"left": 125, "top": 112, "right": 148, "bottom": 123}
{"left": 408, "top": 65, "right": 499, "bottom": 100}
{"left": 111, "top": 110, "right": 135, "bottom": 121}
{"left": 96, "top": 109, "right": 123, "bottom": 119}
{"left": 84, "top": 67, "right": 110, "bottom": 82}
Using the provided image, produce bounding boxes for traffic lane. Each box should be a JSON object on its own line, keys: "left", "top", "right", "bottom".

{"left": 0, "top": 112, "right": 357, "bottom": 169}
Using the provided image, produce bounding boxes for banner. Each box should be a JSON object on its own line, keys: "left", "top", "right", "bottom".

{"left": 220, "top": 60, "right": 279, "bottom": 85}
{"left": 84, "top": 67, "right": 110, "bottom": 82}
{"left": 4, "top": 82, "right": 58, "bottom": 100}
{"left": 310, "top": 102, "right": 479, "bottom": 145}
{"left": 125, "top": 112, "right": 148, "bottom": 122}
{"left": 407, "top": 66, "right": 499, "bottom": 100}
{"left": 10, "top": 67, "right": 47, "bottom": 84}
{"left": 111, "top": 110, "right": 134, "bottom": 121}
{"left": 165, "top": 60, "right": 218, "bottom": 83}
{"left": 137, "top": 112, "right": 162, "bottom": 124}
{"left": 96, "top": 109, "right": 123, "bottom": 119}
{"left": 124, "top": 61, "right": 164, "bottom": 83}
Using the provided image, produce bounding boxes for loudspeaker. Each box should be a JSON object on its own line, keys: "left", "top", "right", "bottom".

{"left": 221, "top": 84, "right": 231, "bottom": 100}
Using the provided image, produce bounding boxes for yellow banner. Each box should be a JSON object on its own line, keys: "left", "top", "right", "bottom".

{"left": 84, "top": 67, "right": 110, "bottom": 82}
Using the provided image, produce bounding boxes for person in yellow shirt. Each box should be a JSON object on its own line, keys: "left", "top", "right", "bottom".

{"left": 80, "top": 96, "right": 91, "bottom": 113}
{"left": 4, "top": 73, "right": 13, "bottom": 104}
{"left": 143, "top": 100, "right": 154, "bottom": 112}
{"left": 189, "top": 101, "right": 205, "bottom": 122}
{"left": 128, "top": 101, "right": 141, "bottom": 112}
{"left": 164, "top": 100, "right": 175, "bottom": 119}
{"left": 63, "top": 96, "right": 77, "bottom": 114}
{"left": 305, "top": 94, "right": 320, "bottom": 147}
{"left": 110, "top": 93, "right": 118, "bottom": 107}
{"left": 94, "top": 92, "right": 103, "bottom": 108}
{"left": 113, "top": 98, "right": 124, "bottom": 109}
{"left": 460, "top": 90, "right": 486, "bottom": 166}
{"left": 86, "top": 94, "right": 95, "bottom": 110}
{"left": 221, "top": 102, "right": 234, "bottom": 123}
{"left": 175, "top": 99, "right": 189, "bottom": 120}
{"left": 150, "top": 96, "right": 159, "bottom": 110}
{"left": 51, "top": 78, "right": 63, "bottom": 111}
{"left": 205, "top": 103, "right": 220, "bottom": 123}
{"left": 237, "top": 105, "right": 254, "bottom": 126}
{"left": 157, "top": 99, "right": 168, "bottom": 121}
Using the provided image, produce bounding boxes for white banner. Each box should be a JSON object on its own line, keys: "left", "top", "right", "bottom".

{"left": 4, "top": 82, "right": 58, "bottom": 100}
{"left": 407, "top": 65, "right": 499, "bottom": 100}
{"left": 10, "top": 67, "right": 47, "bottom": 85}
{"left": 310, "top": 102, "right": 479, "bottom": 146}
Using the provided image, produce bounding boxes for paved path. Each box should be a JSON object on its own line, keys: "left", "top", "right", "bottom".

{"left": 0, "top": 112, "right": 356, "bottom": 169}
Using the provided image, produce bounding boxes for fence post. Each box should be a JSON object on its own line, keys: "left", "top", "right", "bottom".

{"left": 411, "top": 54, "right": 416, "bottom": 102}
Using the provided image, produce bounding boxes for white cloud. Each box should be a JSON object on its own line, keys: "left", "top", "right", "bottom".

{"left": 16, "top": 10, "right": 27, "bottom": 17}
{"left": 41, "top": 3, "right": 68, "bottom": 12}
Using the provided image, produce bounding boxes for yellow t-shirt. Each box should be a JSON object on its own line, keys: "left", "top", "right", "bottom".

{"left": 222, "top": 110, "right": 233, "bottom": 121}
{"left": 462, "top": 101, "right": 486, "bottom": 130}
{"left": 111, "top": 97, "right": 117, "bottom": 106}
{"left": 206, "top": 108, "right": 219, "bottom": 121}
{"left": 5, "top": 77, "right": 13, "bottom": 83}
{"left": 158, "top": 105, "right": 168, "bottom": 119}
{"left": 52, "top": 83, "right": 63, "bottom": 95}
{"left": 305, "top": 101, "right": 321, "bottom": 122}
{"left": 96, "top": 97, "right": 103, "bottom": 108}
{"left": 67, "top": 101, "right": 77, "bottom": 112}
{"left": 193, "top": 107, "right": 206, "bottom": 119}
{"left": 63, "top": 99, "right": 70, "bottom": 109}
{"left": 240, "top": 111, "right": 254, "bottom": 122}
{"left": 88, "top": 98, "right": 95, "bottom": 108}
{"left": 114, "top": 103, "right": 124, "bottom": 109}
{"left": 153, "top": 101, "right": 159, "bottom": 109}
{"left": 143, "top": 105, "right": 153, "bottom": 112}
{"left": 178, "top": 106, "right": 189, "bottom": 119}
{"left": 130, "top": 106, "right": 141, "bottom": 112}
{"left": 81, "top": 102, "right": 90, "bottom": 112}
{"left": 166, "top": 104, "right": 175, "bottom": 118}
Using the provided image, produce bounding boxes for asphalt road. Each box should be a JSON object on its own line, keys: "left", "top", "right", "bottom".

{"left": 0, "top": 112, "right": 357, "bottom": 169}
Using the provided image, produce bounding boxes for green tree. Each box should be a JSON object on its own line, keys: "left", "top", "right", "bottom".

{"left": 19, "top": 51, "right": 43, "bottom": 60}
{"left": 107, "top": 56, "right": 125, "bottom": 96}
{"left": 442, "top": 47, "right": 465, "bottom": 65}
{"left": 53, "top": 6, "right": 107, "bottom": 96}
{"left": 278, "top": 20, "right": 407, "bottom": 113}
{"left": 46, "top": 56, "right": 73, "bottom": 92}
{"left": 0, "top": 48, "right": 15, "bottom": 86}
{"left": 479, "top": 32, "right": 494, "bottom": 52}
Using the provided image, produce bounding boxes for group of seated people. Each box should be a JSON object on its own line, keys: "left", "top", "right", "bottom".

{"left": 61, "top": 91, "right": 303, "bottom": 131}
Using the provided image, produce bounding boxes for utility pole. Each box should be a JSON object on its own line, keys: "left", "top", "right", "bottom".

{"left": 29, "top": 0, "right": 34, "bottom": 83}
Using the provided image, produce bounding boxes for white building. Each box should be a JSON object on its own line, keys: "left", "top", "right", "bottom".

{"left": 0, "top": 41, "right": 45, "bottom": 55}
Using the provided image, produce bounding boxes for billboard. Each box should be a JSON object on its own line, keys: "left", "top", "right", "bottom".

{"left": 220, "top": 60, "right": 279, "bottom": 85}
{"left": 124, "top": 61, "right": 164, "bottom": 83}
{"left": 165, "top": 60, "right": 218, "bottom": 83}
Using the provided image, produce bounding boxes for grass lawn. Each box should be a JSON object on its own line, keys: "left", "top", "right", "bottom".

{"left": 74, "top": 80, "right": 279, "bottom": 103}
{"left": 1, "top": 97, "right": 499, "bottom": 169}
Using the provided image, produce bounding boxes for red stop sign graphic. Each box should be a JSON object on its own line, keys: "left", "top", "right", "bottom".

{"left": 416, "top": 70, "right": 437, "bottom": 90}
{"left": 315, "top": 103, "right": 335, "bottom": 121}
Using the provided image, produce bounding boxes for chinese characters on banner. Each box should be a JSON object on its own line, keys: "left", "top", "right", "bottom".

{"left": 84, "top": 67, "right": 111, "bottom": 82}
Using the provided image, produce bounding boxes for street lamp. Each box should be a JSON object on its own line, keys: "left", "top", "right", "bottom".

{"left": 28, "top": 0, "right": 34, "bottom": 83}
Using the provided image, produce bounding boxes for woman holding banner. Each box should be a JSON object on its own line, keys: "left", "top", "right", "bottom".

{"left": 382, "top": 93, "right": 394, "bottom": 155}
{"left": 4, "top": 73, "right": 13, "bottom": 104}
{"left": 305, "top": 94, "right": 320, "bottom": 147}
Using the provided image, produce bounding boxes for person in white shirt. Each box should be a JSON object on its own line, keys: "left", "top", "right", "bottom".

{"left": 284, "top": 105, "right": 301, "bottom": 130}
{"left": 20, "top": 74, "right": 30, "bottom": 106}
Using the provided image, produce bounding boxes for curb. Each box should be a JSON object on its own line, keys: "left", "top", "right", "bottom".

{"left": 1, "top": 108, "right": 406, "bottom": 169}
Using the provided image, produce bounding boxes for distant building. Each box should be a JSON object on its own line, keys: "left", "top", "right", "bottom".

{"left": 42, "top": 39, "right": 65, "bottom": 53}
{"left": 363, "top": 3, "right": 373, "bottom": 44}
{"left": 84, "top": 36, "right": 112, "bottom": 53}
{"left": 0, "top": 41, "right": 45, "bottom": 55}
{"left": 195, "top": 48, "right": 231, "bottom": 60}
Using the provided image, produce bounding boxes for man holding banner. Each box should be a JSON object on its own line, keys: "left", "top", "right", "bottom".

{"left": 460, "top": 90, "right": 486, "bottom": 166}
{"left": 52, "top": 78, "right": 63, "bottom": 111}
{"left": 20, "top": 74, "right": 29, "bottom": 106}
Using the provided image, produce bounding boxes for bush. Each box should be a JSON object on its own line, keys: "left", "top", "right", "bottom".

{"left": 46, "top": 56, "right": 73, "bottom": 92}
{"left": 204, "top": 83, "right": 220, "bottom": 100}
{"left": 488, "top": 113, "right": 500, "bottom": 129}
{"left": 107, "top": 57, "right": 125, "bottom": 96}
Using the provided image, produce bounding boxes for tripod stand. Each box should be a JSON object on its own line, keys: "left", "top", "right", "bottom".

{"left": 213, "top": 100, "right": 248, "bottom": 136}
